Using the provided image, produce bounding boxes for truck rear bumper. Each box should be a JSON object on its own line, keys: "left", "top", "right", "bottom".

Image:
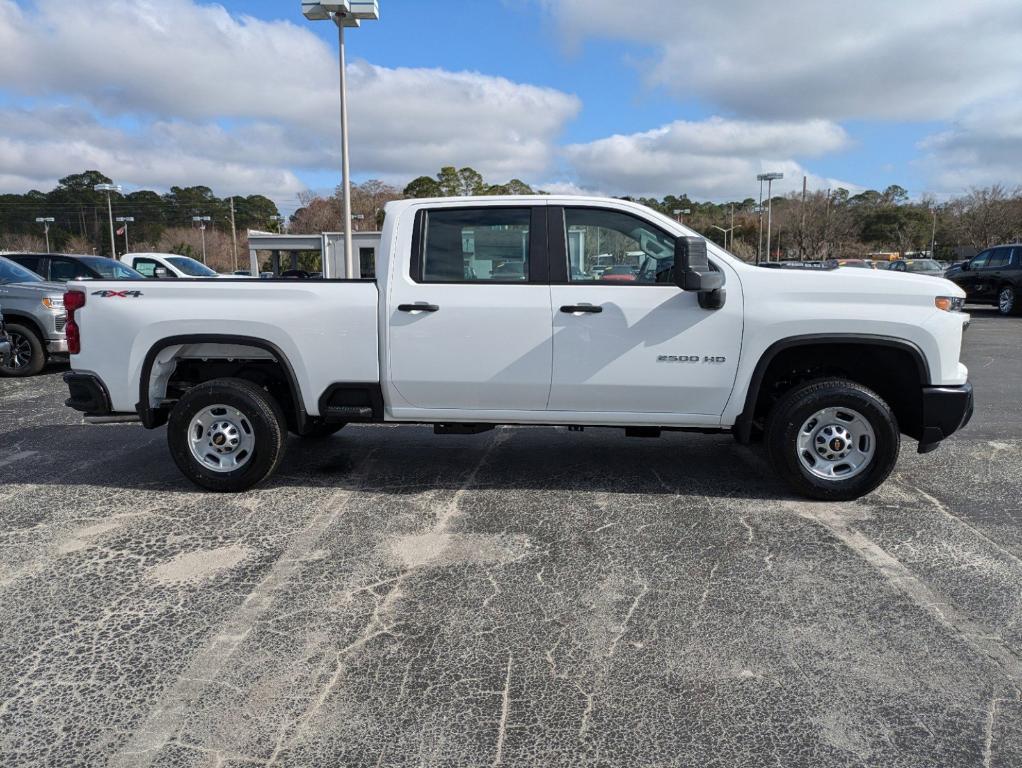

{"left": 64, "top": 372, "right": 113, "bottom": 417}
{"left": 918, "top": 382, "right": 974, "bottom": 453}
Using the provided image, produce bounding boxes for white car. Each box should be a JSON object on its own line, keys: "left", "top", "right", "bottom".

{"left": 65, "top": 196, "right": 972, "bottom": 499}
{"left": 120, "top": 252, "right": 231, "bottom": 279}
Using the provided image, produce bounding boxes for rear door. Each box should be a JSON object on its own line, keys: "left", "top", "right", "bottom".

{"left": 977, "top": 247, "right": 1011, "bottom": 302}
{"left": 547, "top": 205, "right": 742, "bottom": 420}
{"left": 386, "top": 204, "right": 554, "bottom": 412}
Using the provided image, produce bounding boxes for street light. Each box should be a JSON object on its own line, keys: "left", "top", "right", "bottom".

{"left": 710, "top": 225, "right": 734, "bottom": 251}
{"left": 192, "top": 216, "right": 212, "bottom": 264}
{"left": 35, "top": 217, "right": 55, "bottom": 252}
{"left": 673, "top": 208, "right": 691, "bottom": 225}
{"left": 95, "top": 183, "right": 122, "bottom": 258}
{"left": 757, "top": 172, "right": 783, "bottom": 262}
{"left": 302, "top": 1, "right": 380, "bottom": 278}
{"left": 116, "top": 217, "right": 135, "bottom": 255}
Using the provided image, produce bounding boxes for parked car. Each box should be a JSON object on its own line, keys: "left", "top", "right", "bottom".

{"left": 0, "top": 307, "right": 12, "bottom": 368}
{"left": 599, "top": 265, "right": 639, "bottom": 281}
{"left": 835, "top": 259, "right": 875, "bottom": 269}
{"left": 888, "top": 259, "right": 945, "bottom": 277}
{"left": 6, "top": 253, "right": 144, "bottom": 281}
{"left": 946, "top": 244, "right": 1022, "bottom": 315}
{"left": 120, "top": 252, "right": 222, "bottom": 279}
{"left": 0, "top": 256, "right": 69, "bottom": 376}
{"left": 64, "top": 195, "right": 972, "bottom": 501}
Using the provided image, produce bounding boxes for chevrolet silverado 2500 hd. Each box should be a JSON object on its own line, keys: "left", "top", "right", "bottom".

{"left": 62, "top": 196, "right": 973, "bottom": 500}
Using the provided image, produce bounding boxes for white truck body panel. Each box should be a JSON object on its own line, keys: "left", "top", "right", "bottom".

{"left": 69, "top": 195, "right": 968, "bottom": 430}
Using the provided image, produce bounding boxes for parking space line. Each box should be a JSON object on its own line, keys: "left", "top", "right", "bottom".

{"left": 0, "top": 450, "right": 37, "bottom": 469}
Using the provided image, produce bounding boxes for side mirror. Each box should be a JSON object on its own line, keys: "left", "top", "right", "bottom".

{"left": 961, "top": 262, "right": 970, "bottom": 272}
{"left": 674, "top": 236, "right": 725, "bottom": 309}
{"left": 154, "top": 267, "right": 168, "bottom": 278}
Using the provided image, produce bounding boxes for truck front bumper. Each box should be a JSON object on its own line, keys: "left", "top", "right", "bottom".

{"left": 918, "top": 382, "right": 974, "bottom": 453}
{"left": 47, "top": 338, "right": 70, "bottom": 354}
{"left": 0, "top": 337, "right": 11, "bottom": 367}
{"left": 64, "top": 372, "right": 112, "bottom": 417}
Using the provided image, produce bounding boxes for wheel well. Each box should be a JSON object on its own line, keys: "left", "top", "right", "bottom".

{"left": 743, "top": 342, "right": 925, "bottom": 441}
{"left": 2, "top": 313, "right": 44, "bottom": 341}
{"left": 140, "top": 338, "right": 305, "bottom": 431}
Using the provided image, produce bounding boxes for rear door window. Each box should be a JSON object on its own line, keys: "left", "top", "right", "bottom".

{"left": 987, "top": 248, "right": 1011, "bottom": 269}
{"left": 49, "top": 259, "right": 94, "bottom": 281}
{"left": 132, "top": 258, "right": 160, "bottom": 277}
{"left": 418, "top": 208, "right": 532, "bottom": 283}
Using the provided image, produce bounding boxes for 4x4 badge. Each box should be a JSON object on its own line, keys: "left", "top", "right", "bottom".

{"left": 92, "top": 290, "right": 144, "bottom": 298}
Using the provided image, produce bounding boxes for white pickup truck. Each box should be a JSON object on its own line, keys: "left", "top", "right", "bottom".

{"left": 63, "top": 196, "right": 973, "bottom": 500}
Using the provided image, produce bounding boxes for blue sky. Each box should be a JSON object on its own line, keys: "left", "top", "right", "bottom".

{"left": 1, "top": 0, "right": 1019, "bottom": 208}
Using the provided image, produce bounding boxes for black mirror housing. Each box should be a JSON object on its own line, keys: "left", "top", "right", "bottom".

{"left": 675, "top": 236, "right": 725, "bottom": 294}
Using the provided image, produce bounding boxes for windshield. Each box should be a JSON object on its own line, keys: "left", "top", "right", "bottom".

{"left": 167, "top": 256, "right": 218, "bottom": 277}
{"left": 906, "top": 260, "right": 943, "bottom": 273}
{"left": 80, "top": 257, "right": 143, "bottom": 279}
{"left": 0, "top": 256, "right": 44, "bottom": 284}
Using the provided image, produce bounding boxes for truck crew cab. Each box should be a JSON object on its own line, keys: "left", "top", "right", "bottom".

{"left": 63, "top": 196, "right": 973, "bottom": 500}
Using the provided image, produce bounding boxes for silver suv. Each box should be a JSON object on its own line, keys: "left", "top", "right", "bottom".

{"left": 0, "top": 256, "right": 69, "bottom": 377}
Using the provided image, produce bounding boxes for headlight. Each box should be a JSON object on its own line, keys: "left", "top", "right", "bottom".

{"left": 42, "top": 297, "right": 64, "bottom": 310}
{"left": 935, "top": 296, "right": 965, "bottom": 312}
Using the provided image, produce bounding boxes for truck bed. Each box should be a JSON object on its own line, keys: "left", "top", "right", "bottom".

{"left": 71, "top": 279, "right": 380, "bottom": 416}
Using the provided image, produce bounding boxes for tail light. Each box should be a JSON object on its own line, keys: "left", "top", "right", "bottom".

{"left": 64, "top": 290, "right": 86, "bottom": 354}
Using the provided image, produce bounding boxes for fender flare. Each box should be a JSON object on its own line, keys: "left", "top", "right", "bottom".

{"left": 733, "top": 333, "right": 930, "bottom": 443}
{"left": 137, "top": 334, "right": 307, "bottom": 430}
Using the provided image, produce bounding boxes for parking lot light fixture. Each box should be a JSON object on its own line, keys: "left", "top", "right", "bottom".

{"left": 35, "top": 217, "right": 55, "bottom": 252}
{"left": 95, "top": 183, "right": 122, "bottom": 258}
{"left": 302, "top": 2, "right": 380, "bottom": 278}
{"left": 192, "top": 216, "right": 212, "bottom": 264}
{"left": 757, "top": 173, "right": 783, "bottom": 261}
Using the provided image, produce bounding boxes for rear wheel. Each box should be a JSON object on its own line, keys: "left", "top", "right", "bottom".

{"left": 766, "top": 378, "right": 900, "bottom": 501}
{"left": 0, "top": 323, "right": 46, "bottom": 377}
{"left": 997, "top": 285, "right": 1018, "bottom": 316}
{"left": 168, "top": 378, "right": 287, "bottom": 492}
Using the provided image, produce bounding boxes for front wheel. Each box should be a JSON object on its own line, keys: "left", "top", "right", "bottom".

{"left": 0, "top": 323, "right": 46, "bottom": 377}
{"left": 766, "top": 379, "right": 900, "bottom": 501}
{"left": 168, "top": 378, "right": 287, "bottom": 492}
{"left": 998, "top": 285, "right": 1018, "bottom": 316}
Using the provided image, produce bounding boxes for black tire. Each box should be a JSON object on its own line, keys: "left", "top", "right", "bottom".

{"left": 765, "top": 378, "right": 900, "bottom": 501}
{"left": 293, "top": 422, "right": 346, "bottom": 439}
{"left": 997, "top": 285, "right": 1018, "bottom": 316}
{"left": 0, "top": 323, "right": 46, "bottom": 377}
{"left": 168, "top": 377, "right": 287, "bottom": 492}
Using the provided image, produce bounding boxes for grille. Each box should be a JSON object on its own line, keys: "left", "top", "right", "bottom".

{"left": 55, "top": 315, "right": 67, "bottom": 333}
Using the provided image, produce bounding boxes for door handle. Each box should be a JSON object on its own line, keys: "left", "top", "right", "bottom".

{"left": 560, "top": 304, "right": 603, "bottom": 314}
{"left": 398, "top": 303, "right": 439, "bottom": 313}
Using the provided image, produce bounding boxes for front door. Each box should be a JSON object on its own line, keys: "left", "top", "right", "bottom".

{"left": 548, "top": 206, "right": 742, "bottom": 420}
{"left": 387, "top": 205, "right": 554, "bottom": 412}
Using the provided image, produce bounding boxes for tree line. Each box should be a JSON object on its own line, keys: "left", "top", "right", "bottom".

{"left": 5, "top": 168, "right": 1022, "bottom": 266}
{"left": 0, "top": 170, "right": 281, "bottom": 262}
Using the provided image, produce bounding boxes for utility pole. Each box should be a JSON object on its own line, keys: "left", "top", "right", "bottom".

{"left": 95, "top": 183, "right": 122, "bottom": 258}
{"left": 192, "top": 216, "right": 211, "bottom": 264}
{"left": 229, "top": 197, "right": 239, "bottom": 272}
{"left": 35, "top": 218, "right": 55, "bottom": 252}
{"left": 800, "top": 175, "right": 807, "bottom": 261}
{"left": 756, "top": 178, "right": 765, "bottom": 263}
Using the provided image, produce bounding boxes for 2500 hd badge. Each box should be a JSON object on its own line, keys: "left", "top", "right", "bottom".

{"left": 658, "top": 355, "right": 727, "bottom": 363}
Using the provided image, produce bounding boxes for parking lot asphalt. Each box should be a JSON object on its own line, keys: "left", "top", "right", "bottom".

{"left": 1, "top": 308, "right": 1020, "bottom": 768}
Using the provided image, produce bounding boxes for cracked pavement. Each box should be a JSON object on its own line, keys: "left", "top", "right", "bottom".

{"left": 1, "top": 308, "right": 1020, "bottom": 767}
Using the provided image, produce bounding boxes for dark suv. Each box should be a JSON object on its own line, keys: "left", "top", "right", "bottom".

{"left": 5, "top": 253, "right": 142, "bottom": 282}
{"left": 946, "top": 244, "right": 1022, "bottom": 316}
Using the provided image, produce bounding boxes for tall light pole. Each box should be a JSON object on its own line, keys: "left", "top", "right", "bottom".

{"left": 192, "top": 216, "right": 211, "bottom": 264}
{"left": 35, "top": 217, "right": 55, "bottom": 252}
{"left": 115, "top": 216, "right": 134, "bottom": 255}
{"left": 303, "top": 2, "right": 380, "bottom": 278}
{"left": 930, "top": 207, "right": 938, "bottom": 258}
{"left": 95, "top": 183, "right": 122, "bottom": 258}
{"left": 758, "top": 172, "right": 783, "bottom": 261}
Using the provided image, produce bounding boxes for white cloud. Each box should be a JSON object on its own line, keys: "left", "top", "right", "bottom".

{"left": 539, "top": 0, "right": 1022, "bottom": 121}
{"left": 917, "top": 102, "right": 1022, "bottom": 193}
{"left": 560, "top": 117, "right": 855, "bottom": 199}
{"left": 0, "top": 0, "right": 580, "bottom": 204}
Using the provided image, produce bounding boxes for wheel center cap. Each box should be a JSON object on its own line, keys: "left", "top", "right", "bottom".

{"left": 212, "top": 433, "right": 227, "bottom": 446}
{"left": 830, "top": 437, "right": 846, "bottom": 452}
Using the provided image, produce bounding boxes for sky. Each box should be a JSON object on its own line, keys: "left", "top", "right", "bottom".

{"left": 1, "top": 0, "right": 1020, "bottom": 213}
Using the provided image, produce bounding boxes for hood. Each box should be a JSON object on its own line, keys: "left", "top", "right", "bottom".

{"left": 0, "top": 280, "right": 67, "bottom": 296}
{"left": 743, "top": 262, "right": 966, "bottom": 300}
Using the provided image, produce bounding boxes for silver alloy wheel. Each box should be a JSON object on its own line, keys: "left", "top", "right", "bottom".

{"left": 187, "top": 404, "right": 256, "bottom": 473}
{"left": 4, "top": 332, "right": 32, "bottom": 371}
{"left": 796, "top": 406, "right": 876, "bottom": 481}
{"left": 999, "top": 286, "right": 1015, "bottom": 315}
